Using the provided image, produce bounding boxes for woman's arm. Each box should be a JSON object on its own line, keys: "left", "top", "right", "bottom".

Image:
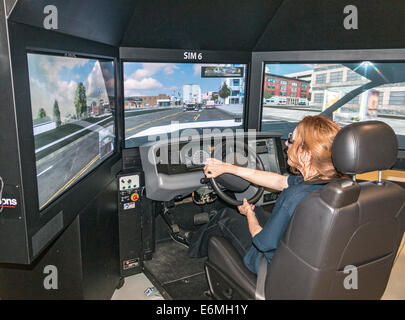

{"left": 246, "top": 211, "right": 262, "bottom": 238}
{"left": 238, "top": 199, "right": 262, "bottom": 237}
{"left": 204, "top": 158, "right": 289, "bottom": 191}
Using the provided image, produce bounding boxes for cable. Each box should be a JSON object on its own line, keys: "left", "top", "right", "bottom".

{"left": 0, "top": 176, "right": 4, "bottom": 213}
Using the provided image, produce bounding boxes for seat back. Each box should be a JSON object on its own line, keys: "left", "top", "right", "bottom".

{"left": 265, "top": 179, "right": 405, "bottom": 299}
{"left": 265, "top": 121, "right": 405, "bottom": 299}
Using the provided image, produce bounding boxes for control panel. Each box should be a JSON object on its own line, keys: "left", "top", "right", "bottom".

{"left": 119, "top": 174, "right": 140, "bottom": 191}
{"left": 119, "top": 174, "right": 142, "bottom": 210}
{"left": 117, "top": 172, "right": 144, "bottom": 277}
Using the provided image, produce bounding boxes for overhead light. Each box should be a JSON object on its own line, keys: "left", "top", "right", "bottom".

{"left": 360, "top": 61, "right": 374, "bottom": 68}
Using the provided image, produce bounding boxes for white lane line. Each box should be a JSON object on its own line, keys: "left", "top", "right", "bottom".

{"left": 126, "top": 119, "right": 241, "bottom": 139}
{"left": 35, "top": 116, "right": 112, "bottom": 154}
{"left": 37, "top": 165, "right": 54, "bottom": 177}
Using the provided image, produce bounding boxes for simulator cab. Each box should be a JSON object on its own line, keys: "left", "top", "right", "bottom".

{"left": 0, "top": 0, "right": 404, "bottom": 301}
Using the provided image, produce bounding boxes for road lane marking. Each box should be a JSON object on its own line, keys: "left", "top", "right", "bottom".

{"left": 37, "top": 165, "right": 54, "bottom": 177}
{"left": 193, "top": 113, "right": 201, "bottom": 121}
{"left": 126, "top": 119, "right": 241, "bottom": 139}
{"left": 35, "top": 116, "right": 112, "bottom": 154}
{"left": 125, "top": 111, "right": 182, "bottom": 133}
{"left": 40, "top": 154, "right": 100, "bottom": 210}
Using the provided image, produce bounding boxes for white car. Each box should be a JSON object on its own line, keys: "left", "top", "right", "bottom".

{"left": 205, "top": 101, "right": 215, "bottom": 109}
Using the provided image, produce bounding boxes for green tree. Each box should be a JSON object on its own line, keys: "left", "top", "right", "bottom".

{"left": 263, "top": 91, "right": 273, "bottom": 99}
{"left": 53, "top": 100, "right": 62, "bottom": 127}
{"left": 74, "top": 82, "right": 87, "bottom": 119}
{"left": 218, "top": 83, "right": 231, "bottom": 103}
{"left": 38, "top": 108, "right": 47, "bottom": 119}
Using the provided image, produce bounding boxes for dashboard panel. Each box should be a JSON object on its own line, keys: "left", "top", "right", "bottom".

{"left": 139, "top": 132, "right": 286, "bottom": 202}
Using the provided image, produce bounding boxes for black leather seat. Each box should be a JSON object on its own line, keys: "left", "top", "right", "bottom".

{"left": 205, "top": 121, "right": 405, "bottom": 300}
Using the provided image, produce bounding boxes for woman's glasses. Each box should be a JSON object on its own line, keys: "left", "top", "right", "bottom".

{"left": 287, "top": 133, "right": 294, "bottom": 145}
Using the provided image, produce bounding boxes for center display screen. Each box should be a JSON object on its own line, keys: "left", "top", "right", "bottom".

{"left": 123, "top": 62, "right": 247, "bottom": 148}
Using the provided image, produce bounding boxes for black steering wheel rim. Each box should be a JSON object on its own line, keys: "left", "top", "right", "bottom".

{"left": 209, "top": 140, "right": 265, "bottom": 206}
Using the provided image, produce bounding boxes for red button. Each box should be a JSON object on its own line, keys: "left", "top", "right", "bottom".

{"left": 131, "top": 193, "right": 139, "bottom": 201}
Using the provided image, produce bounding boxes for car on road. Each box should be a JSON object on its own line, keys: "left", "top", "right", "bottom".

{"left": 205, "top": 101, "right": 215, "bottom": 109}
{"left": 298, "top": 98, "right": 308, "bottom": 106}
{"left": 99, "top": 127, "right": 114, "bottom": 159}
{"left": 277, "top": 97, "right": 287, "bottom": 105}
{"left": 184, "top": 103, "right": 196, "bottom": 112}
{"left": 184, "top": 103, "right": 203, "bottom": 112}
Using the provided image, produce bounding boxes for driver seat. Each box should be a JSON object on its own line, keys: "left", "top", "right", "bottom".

{"left": 204, "top": 121, "right": 405, "bottom": 299}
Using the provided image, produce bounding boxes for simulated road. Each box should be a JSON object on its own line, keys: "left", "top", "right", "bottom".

{"left": 36, "top": 106, "right": 242, "bottom": 209}
{"left": 125, "top": 107, "right": 237, "bottom": 136}
{"left": 36, "top": 131, "right": 101, "bottom": 209}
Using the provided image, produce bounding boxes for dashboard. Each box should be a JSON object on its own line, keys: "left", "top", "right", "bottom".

{"left": 139, "top": 132, "right": 286, "bottom": 203}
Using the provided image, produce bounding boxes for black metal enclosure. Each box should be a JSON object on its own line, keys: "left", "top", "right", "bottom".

{"left": 0, "top": 0, "right": 404, "bottom": 299}
{"left": 0, "top": 11, "right": 122, "bottom": 265}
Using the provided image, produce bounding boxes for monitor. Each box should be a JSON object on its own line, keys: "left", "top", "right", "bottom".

{"left": 123, "top": 62, "right": 247, "bottom": 148}
{"left": 249, "top": 50, "right": 405, "bottom": 151}
{"left": 27, "top": 53, "right": 116, "bottom": 210}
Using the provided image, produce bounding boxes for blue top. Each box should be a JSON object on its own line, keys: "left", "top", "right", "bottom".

{"left": 243, "top": 175, "right": 326, "bottom": 274}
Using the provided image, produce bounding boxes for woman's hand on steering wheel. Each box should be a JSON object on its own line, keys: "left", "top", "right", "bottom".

{"left": 238, "top": 198, "right": 255, "bottom": 216}
{"left": 204, "top": 158, "right": 234, "bottom": 178}
{"left": 205, "top": 140, "right": 265, "bottom": 206}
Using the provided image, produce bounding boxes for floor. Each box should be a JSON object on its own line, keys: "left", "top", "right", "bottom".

{"left": 112, "top": 235, "right": 405, "bottom": 300}
{"left": 111, "top": 273, "right": 164, "bottom": 300}
{"left": 113, "top": 239, "right": 210, "bottom": 300}
{"left": 144, "top": 240, "right": 210, "bottom": 300}
{"left": 381, "top": 235, "right": 405, "bottom": 300}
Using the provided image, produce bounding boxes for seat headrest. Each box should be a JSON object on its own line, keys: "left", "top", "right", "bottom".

{"left": 332, "top": 121, "right": 398, "bottom": 175}
{"left": 320, "top": 178, "right": 360, "bottom": 208}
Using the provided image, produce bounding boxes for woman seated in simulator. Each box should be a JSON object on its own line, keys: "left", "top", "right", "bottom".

{"left": 186, "top": 115, "right": 343, "bottom": 274}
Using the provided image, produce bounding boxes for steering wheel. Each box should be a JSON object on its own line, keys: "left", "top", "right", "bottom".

{"left": 208, "top": 139, "right": 264, "bottom": 206}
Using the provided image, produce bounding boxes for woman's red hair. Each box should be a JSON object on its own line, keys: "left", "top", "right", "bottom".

{"left": 288, "top": 115, "right": 341, "bottom": 179}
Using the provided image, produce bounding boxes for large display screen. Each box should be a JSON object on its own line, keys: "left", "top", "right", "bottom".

{"left": 123, "top": 62, "right": 247, "bottom": 148}
{"left": 261, "top": 62, "right": 405, "bottom": 149}
{"left": 27, "top": 53, "right": 115, "bottom": 210}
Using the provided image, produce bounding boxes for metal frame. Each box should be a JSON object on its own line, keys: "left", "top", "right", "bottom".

{"left": 0, "top": 19, "right": 121, "bottom": 264}
{"left": 0, "top": 0, "right": 28, "bottom": 263}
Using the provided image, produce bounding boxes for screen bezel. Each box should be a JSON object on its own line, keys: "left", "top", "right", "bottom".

{"left": 120, "top": 47, "right": 251, "bottom": 149}
{"left": 6, "top": 20, "right": 121, "bottom": 263}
